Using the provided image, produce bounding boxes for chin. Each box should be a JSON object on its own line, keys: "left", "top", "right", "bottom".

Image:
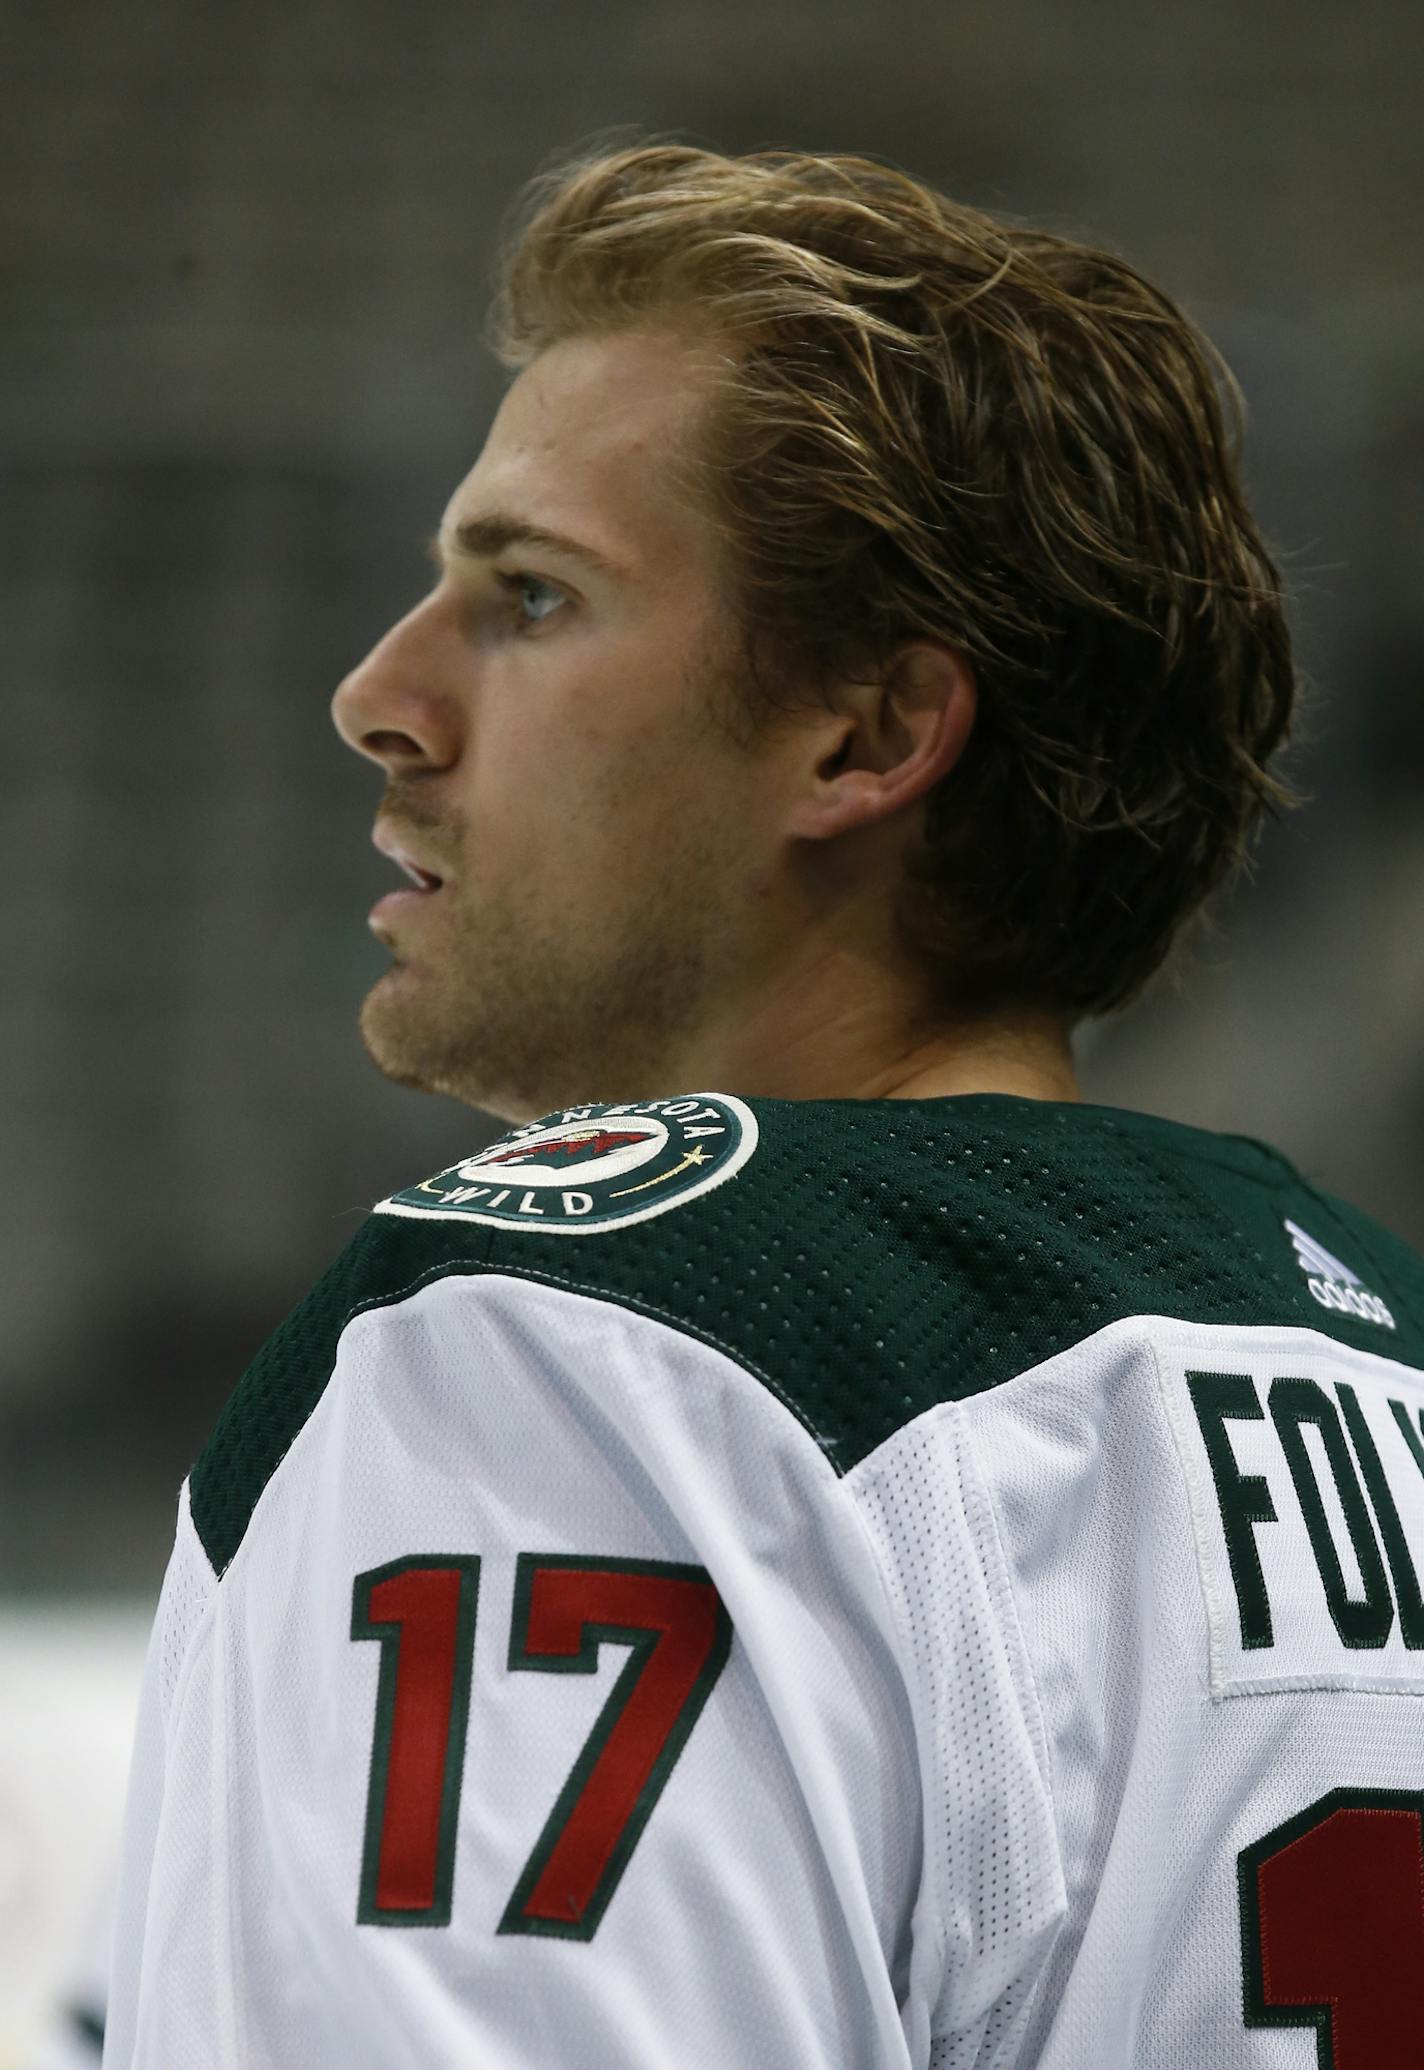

{"left": 360, "top": 986, "right": 505, "bottom": 1112}
{"left": 358, "top": 984, "right": 439, "bottom": 1095}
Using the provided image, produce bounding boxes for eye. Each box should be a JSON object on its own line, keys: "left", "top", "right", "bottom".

{"left": 496, "top": 570, "right": 565, "bottom": 635}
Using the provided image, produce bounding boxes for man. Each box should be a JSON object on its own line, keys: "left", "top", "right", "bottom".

{"left": 103, "top": 138, "right": 1424, "bottom": 2068}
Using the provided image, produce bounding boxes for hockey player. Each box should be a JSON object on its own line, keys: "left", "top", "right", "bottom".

{"left": 103, "top": 137, "right": 1424, "bottom": 2068}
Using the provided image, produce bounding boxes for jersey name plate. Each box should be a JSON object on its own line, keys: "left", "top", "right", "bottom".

{"left": 1163, "top": 1336, "right": 1424, "bottom": 1698}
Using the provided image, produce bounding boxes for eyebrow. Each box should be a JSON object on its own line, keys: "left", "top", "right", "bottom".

{"left": 425, "top": 512, "right": 624, "bottom": 580}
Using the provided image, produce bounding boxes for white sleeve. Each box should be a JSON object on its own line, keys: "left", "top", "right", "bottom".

{"left": 847, "top": 1402, "right": 1068, "bottom": 2068}
{"left": 102, "top": 1486, "right": 217, "bottom": 2070}
{"left": 103, "top": 1272, "right": 939, "bottom": 2069}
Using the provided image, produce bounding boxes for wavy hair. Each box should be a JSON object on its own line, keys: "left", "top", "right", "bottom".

{"left": 483, "top": 130, "right": 1307, "bottom": 1021}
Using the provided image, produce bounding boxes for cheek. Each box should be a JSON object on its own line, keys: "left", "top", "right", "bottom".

{"left": 470, "top": 694, "right": 595, "bottom": 822}
{"left": 464, "top": 703, "right": 632, "bottom": 895}
{"left": 468, "top": 660, "right": 750, "bottom": 892}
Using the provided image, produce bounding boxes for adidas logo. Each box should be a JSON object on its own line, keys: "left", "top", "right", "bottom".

{"left": 1285, "top": 1217, "right": 1396, "bottom": 1331}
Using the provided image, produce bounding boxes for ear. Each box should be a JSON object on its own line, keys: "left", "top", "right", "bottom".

{"left": 788, "top": 639, "right": 978, "bottom": 842}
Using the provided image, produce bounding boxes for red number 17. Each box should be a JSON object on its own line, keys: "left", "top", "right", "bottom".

{"left": 350, "top": 1553, "right": 732, "bottom": 1941}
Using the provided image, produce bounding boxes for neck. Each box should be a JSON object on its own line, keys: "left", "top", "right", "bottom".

{"left": 684, "top": 950, "right": 1082, "bottom": 1106}
{"left": 850, "top": 1018, "right": 1082, "bottom": 1103}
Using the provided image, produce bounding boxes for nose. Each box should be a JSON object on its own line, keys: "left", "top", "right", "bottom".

{"left": 331, "top": 593, "right": 463, "bottom": 774}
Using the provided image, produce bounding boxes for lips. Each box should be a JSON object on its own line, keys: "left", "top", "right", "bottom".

{"left": 368, "top": 820, "right": 449, "bottom": 935}
{"left": 373, "top": 820, "right": 446, "bottom": 891}
{"left": 395, "top": 855, "right": 442, "bottom": 891}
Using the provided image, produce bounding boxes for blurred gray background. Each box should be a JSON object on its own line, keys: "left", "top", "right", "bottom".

{"left": 3, "top": 0, "right": 1421, "bottom": 1598}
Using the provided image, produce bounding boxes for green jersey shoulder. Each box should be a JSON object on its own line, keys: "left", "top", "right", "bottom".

{"left": 189, "top": 1090, "right": 1424, "bottom": 1575}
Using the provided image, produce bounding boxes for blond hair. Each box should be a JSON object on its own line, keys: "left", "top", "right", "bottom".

{"left": 484, "top": 130, "right": 1306, "bottom": 1020}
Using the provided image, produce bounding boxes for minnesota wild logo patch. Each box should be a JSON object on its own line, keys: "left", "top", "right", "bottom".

{"left": 375, "top": 1092, "right": 760, "bottom": 1236}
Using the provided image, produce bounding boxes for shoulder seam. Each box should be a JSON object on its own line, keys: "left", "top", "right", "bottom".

{"left": 163, "top": 1482, "right": 220, "bottom": 1740}
{"left": 450, "top": 1260, "right": 840, "bottom": 1461}
{"left": 193, "top": 1250, "right": 844, "bottom": 1574}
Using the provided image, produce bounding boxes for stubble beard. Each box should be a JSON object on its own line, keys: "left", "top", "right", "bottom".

{"left": 358, "top": 841, "right": 735, "bottom": 1124}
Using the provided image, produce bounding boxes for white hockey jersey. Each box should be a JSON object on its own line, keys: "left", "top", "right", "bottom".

{"left": 103, "top": 1091, "right": 1424, "bottom": 2068}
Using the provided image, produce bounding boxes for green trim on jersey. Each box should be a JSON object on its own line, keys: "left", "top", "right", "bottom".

{"left": 189, "top": 1093, "right": 1424, "bottom": 1577}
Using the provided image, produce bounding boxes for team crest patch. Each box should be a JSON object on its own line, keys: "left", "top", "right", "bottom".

{"left": 375, "top": 1092, "right": 759, "bottom": 1236}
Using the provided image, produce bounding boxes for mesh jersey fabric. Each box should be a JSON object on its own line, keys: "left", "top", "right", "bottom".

{"left": 102, "top": 1091, "right": 1424, "bottom": 2068}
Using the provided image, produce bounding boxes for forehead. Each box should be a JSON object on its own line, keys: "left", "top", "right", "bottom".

{"left": 442, "top": 330, "right": 731, "bottom": 580}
